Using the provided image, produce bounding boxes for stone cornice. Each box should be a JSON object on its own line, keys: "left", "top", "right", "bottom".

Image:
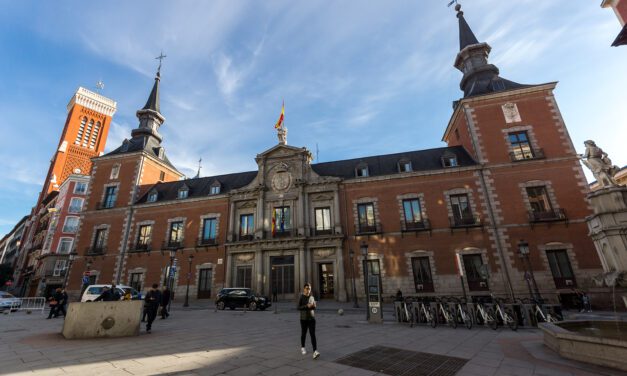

{"left": 68, "top": 87, "right": 117, "bottom": 117}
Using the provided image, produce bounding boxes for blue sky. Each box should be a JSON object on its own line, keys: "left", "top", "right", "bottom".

{"left": 0, "top": 1, "right": 626, "bottom": 237}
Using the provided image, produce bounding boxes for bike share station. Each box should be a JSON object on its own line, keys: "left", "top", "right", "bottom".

{"left": 363, "top": 245, "right": 383, "bottom": 323}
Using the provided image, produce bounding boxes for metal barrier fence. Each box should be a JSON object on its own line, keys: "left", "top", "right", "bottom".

{"left": 5, "top": 297, "right": 46, "bottom": 315}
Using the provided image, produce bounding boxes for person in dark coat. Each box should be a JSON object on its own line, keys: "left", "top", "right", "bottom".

{"left": 160, "top": 286, "right": 171, "bottom": 319}
{"left": 144, "top": 283, "right": 162, "bottom": 333}
{"left": 94, "top": 284, "right": 121, "bottom": 302}
{"left": 46, "top": 288, "right": 63, "bottom": 319}
{"left": 54, "top": 288, "right": 69, "bottom": 318}
{"left": 297, "top": 282, "right": 319, "bottom": 359}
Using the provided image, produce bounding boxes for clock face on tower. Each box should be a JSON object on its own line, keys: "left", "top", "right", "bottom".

{"left": 271, "top": 171, "right": 291, "bottom": 192}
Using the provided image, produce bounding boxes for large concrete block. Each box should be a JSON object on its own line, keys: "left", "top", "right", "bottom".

{"left": 62, "top": 301, "right": 142, "bottom": 339}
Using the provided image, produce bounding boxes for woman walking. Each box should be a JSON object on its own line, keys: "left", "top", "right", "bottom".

{"left": 297, "top": 283, "right": 320, "bottom": 359}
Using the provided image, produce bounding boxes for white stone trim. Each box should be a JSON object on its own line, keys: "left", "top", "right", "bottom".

{"left": 501, "top": 125, "right": 541, "bottom": 157}
{"left": 456, "top": 247, "right": 490, "bottom": 291}
{"left": 165, "top": 217, "right": 187, "bottom": 244}
{"left": 537, "top": 242, "right": 580, "bottom": 286}
{"left": 352, "top": 197, "right": 380, "bottom": 233}
{"left": 396, "top": 193, "right": 427, "bottom": 230}
{"left": 89, "top": 224, "right": 110, "bottom": 251}
{"left": 404, "top": 250, "right": 438, "bottom": 293}
{"left": 442, "top": 187, "right": 479, "bottom": 221}
{"left": 67, "top": 87, "right": 117, "bottom": 117}
{"left": 518, "top": 180, "right": 561, "bottom": 212}
{"left": 197, "top": 213, "right": 221, "bottom": 243}
{"left": 100, "top": 182, "right": 120, "bottom": 208}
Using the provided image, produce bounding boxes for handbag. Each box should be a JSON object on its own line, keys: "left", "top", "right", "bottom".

{"left": 49, "top": 299, "right": 58, "bottom": 307}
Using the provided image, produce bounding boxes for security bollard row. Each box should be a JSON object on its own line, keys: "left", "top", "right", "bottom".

{"left": 393, "top": 296, "right": 563, "bottom": 330}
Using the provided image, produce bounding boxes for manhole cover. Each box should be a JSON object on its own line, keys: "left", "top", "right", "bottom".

{"left": 335, "top": 346, "right": 467, "bottom": 376}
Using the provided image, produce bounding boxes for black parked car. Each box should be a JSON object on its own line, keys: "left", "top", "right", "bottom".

{"left": 215, "top": 288, "right": 271, "bottom": 311}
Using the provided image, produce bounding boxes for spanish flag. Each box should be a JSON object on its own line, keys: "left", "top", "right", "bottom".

{"left": 272, "top": 209, "right": 277, "bottom": 236}
{"left": 274, "top": 101, "right": 285, "bottom": 129}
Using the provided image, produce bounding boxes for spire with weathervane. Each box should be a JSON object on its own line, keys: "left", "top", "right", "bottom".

{"left": 132, "top": 52, "right": 167, "bottom": 143}
{"left": 453, "top": 3, "right": 528, "bottom": 98}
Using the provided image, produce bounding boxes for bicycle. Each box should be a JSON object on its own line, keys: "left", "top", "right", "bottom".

{"left": 474, "top": 298, "right": 498, "bottom": 330}
{"left": 449, "top": 297, "right": 473, "bottom": 330}
{"left": 519, "top": 298, "right": 562, "bottom": 324}
{"left": 414, "top": 298, "right": 437, "bottom": 328}
{"left": 492, "top": 297, "right": 518, "bottom": 331}
{"left": 402, "top": 297, "right": 415, "bottom": 327}
{"left": 435, "top": 297, "right": 457, "bottom": 329}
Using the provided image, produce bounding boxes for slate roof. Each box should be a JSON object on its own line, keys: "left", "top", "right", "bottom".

{"left": 136, "top": 170, "right": 258, "bottom": 204}
{"left": 463, "top": 74, "right": 532, "bottom": 99}
{"left": 104, "top": 136, "right": 179, "bottom": 173}
{"left": 457, "top": 9, "right": 480, "bottom": 50}
{"left": 311, "top": 146, "right": 476, "bottom": 179}
{"left": 142, "top": 72, "right": 160, "bottom": 113}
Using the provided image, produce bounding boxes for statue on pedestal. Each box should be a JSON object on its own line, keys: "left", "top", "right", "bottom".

{"left": 579, "top": 140, "right": 620, "bottom": 188}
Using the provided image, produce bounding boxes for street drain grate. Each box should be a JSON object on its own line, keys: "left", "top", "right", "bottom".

{"left": 335, "top": 346, "right": 467, "bottom": 376}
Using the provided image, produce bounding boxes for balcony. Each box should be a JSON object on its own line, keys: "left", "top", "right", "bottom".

{"left": 449, "top": 215, "right": 481, "bottom": 228}
{"left": 130, "top": 242, "right": 151, "bottom": 252}
{"left": 553, "top": 276, "right": 577, "bottom": 289}
{"left": 509, "top": 148, "right": 545, "bottom": 162}
{"left": 197, "top": 237, "right": 217, "bottom": 247}
{"left": 237, "top": 234, "right": 254, "bottom": 242}
{"left": 85, "top": 246, "right": 106, "bottom": 255}
{"left": 161, "top": 240, "right": 183, "bottom": 250}
{"left": 401, "top": 219, "right": 431, "bottom": 232}
{"left": 271, "top": 229, "right": 293, "bottom": 239}
{"left": 311, "top": 227, "right": 333, "bottom": 237}
{"left": 357, "top": 223, "right": 381, "bottom": 235}
{"left": 528, "top": 208, "right": 567, "bottom": 223}
{"left": 96, "top": 201, "right": 116, "bottom": 210}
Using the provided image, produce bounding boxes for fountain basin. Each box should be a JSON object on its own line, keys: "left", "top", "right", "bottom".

{"left": 539, "top": 320, "right": 627, "bottom": 371}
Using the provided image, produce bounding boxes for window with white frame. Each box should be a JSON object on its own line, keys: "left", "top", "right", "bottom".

{"left": 398, "top": 159, "right": 412, "bottom": 173}
{"left": 210, "top": 185, "right": 221, "bottom": 195}
{"left": 68, "top": 197, "right": 84, "bottom": 213}
{"left": 57, "top": 238, "right": 73, "bottom": 254}
{"left": 355, "top": 164, "right": 369, "bottom": 177}
{"left": 62, "top": 216, "right": 79, "bottom": 233}
{"left": 178, "top": 187, "right": 189, "bottom": 199}
{"left": 53, "top": 260, "right": 68, "bottom": 277}
{"left": 74, "top": 182, "right": 88, "bottom": 194}
{"left": 147, "top": 191, "right": 158, "bottom": 203}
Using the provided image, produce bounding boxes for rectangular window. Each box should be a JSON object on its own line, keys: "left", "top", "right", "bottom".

{"left": 357, "top": 203, "right": 376, "bottom": 233}
{"left": 546, "top": 250, "right": 576, "bottom": 288}
{"left": 402, "top": 199, "right": 423, "bottom": 229}
{"left": 526, "top": 186, "right": 552, "bottom": 214}
{"left": 129, "top": 272, "right": 142, "bottom": 292}
{"left": 74, "top": 182, "right": 88, "bottom": 194}
{"left": 93, "top": 229, "right": 107, "bottom": 253}
{"left": 159, "top": 171, "right": 165, "bottom": 181}
{"left": 273, "top": 207, "right": 291, "bottom": 235}
{"left": 68, "top": 197, "right": 83, "bottom": 213}
{"left": 103, "top": 186, "right": 117, "bottom": 208}
{"left": 356, "top": 166, "right": 369, "bottom": 177}
{"left": 509, "top": 131, "right": 534, "bottom": 160}
{"left": 62, "top": 216, "right": 79, "bottom": 233}
{"left": 314, "top": 207, "right": 332, "bottom": 235}
{"left": 178, "top": 189, "right": 188, "bottom": 199}
{"left": 411, "top": 257, "right": 434, "bottom": 292}
{"left": 136, "top": 224, "right": 152, "bottom": 250}
{"left": 53, "top": 260, "right": 68, "bottom": 277}
{"left": 210, "top": 186, "right": 220, "bottom": 194}
{"left": 239, "top": 214, "right": 254, "bottom": 240}
{"left": 450, "top": 194, "right": 473, "bottom": 225}
{"left": 201, "top": 218, "right": 217, "bottom": 244}
{"left": 443, "top": 157, "right": 458, "bottom": 167}
{"left": 236, "top": 265, "right": 252, "bottom": 288}
{"left": 57, "top": 238, "right": 73, "bottom": 254}
{"left": 399, "top": 161, "right": 412, "bottom": 172}
{"left": 168, "top": 221, "right": 184, "bottom": 246}
{"left": 462, "top": 254, "right": 489, "bottom": 291}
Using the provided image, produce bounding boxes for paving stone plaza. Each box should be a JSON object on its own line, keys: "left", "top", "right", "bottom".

{"left": 1, "top": 303, "right": 624, "bottom": 376}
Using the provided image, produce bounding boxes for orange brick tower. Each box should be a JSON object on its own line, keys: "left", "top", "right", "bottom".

{"left": 37, "top": 87, "right": 117, "bottom": 205}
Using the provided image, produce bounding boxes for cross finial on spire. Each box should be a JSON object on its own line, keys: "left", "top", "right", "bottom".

{"left": 156, "top": 51, "right": 167, "bottom": 73}
{"left": 95, "top": 80, "right": 105, "bottom": 92}
{"left": 195, "top": 157, "right": 202, "bottom": 178}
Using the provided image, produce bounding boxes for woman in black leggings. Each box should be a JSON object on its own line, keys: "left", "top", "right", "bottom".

{"left": 297, "top": 283, "right": 320, "bottom": 359}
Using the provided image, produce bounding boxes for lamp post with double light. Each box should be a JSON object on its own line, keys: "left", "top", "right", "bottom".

{"left": 518, "top": 240, "right": 541, "bottom": 301}
{"left": 62, "top": 252, "right": 76, "bottom": 289}
{"left": 349, "top": 249, "right": 359, "bottom": 308}
{"left": 183, "top": 255, "right": 194, "bottom": 307}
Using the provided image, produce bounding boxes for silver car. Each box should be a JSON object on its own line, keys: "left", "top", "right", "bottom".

{"left": 0, "top": 291, "right": 21, "bottom": 311}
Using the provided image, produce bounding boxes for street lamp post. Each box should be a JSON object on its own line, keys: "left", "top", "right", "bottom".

{"left": 360, "top": 242, "right": 368, "bottom": 319}
{"left": 62, "top": 252, "right": 76, "bottom": 289}
{"left": 80, "top": 259, "right": 92, "bottom": 300}
{"left": 183, "top": 255, "right": 194, "bottom": 307}
{"left": 518, "top": 240, "right": 541, "bottom": 301}
{"left": 167, "top": 250, "right": 176, "bottom": 313}
{"left": 349, "top": 249, "right": 359, "bottom": 308}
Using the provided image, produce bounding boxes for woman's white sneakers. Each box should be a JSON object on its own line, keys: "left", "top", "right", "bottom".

{"left": 301, "top": 347, "right": 307, "bottom": 355}
{"left": 313, "top": 350, "right": 320, "bottom": 359}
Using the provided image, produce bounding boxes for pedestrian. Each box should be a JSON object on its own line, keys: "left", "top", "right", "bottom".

{"left": 395, "top": 289, "right": 403, "bottom": 302}
{"left": 144, "top": 283, "right": 161, "bottom": 333}
{"left": 160, "top": 286, "right": 171, "bottom": 319}
{"left": 582, "top": 292, "right": 592, "bottom": 312}
{"left": 55, "top": 288, "right": 68, "bottom": 318}
{"left": 46, "top": 288, "right": 62, "bottom": 319}
{"left": 94, "top": 284, "right": 121, "bottom": 302}
{"left": 272, "top": 285, "right": 278, "bottom": 302}
{"left": 297, "top": 282, "right": 320, "bottom": 359}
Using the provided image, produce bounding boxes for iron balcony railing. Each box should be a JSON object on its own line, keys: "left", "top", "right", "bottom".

{"left": 310, "top": 227, "right": 333, "bottom": 236}
{"left": 509, "top": 148, "right": 545, "bottom": 162}
{"left": 528, "top": 208, "right": 567, "bottom": 222}
{"left": 161, "top": 240, "right": 183, "bottom": 250}
{"left": 401, "top": 219, "right": 431, "bottom": 232}
{"left": 357, "top": 223, "right": 382, "bottom": 235}
{"left": 449, "top": 215, "right": 481, "bottom": 228}
{"left": 237, "top": 234, "right": 254, "bottom": 242}
{"left": 130, "top": 242, "right": 151, "bottom": 252}
{"left": 196, "top": 237, "right": 217, "bottom": 246}
{"left": 96, "top": 201, "right": 116, "bottom": 210}
{"left": 85, "top": 245, "right": 106, "bottom": 255}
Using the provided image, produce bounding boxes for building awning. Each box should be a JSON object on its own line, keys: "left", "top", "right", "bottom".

{"left": 611, "top": 23, "right": 627, "bottom": 47}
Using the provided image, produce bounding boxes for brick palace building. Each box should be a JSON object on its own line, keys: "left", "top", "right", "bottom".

{"left": 66, "top": 7, "right": 608, "bottom": 308}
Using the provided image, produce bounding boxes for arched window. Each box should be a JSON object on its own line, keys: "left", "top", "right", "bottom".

{"left": 75, "top": 117, "right": 87, "bottom": 144}
{"left": 83, "top": 119, "right": 94, "bottom": 146}
{"left": 90, "top": 121, "right": 101, "bottom": 148}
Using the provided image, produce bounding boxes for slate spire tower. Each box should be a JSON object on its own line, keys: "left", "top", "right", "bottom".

{"left": 453, "top": 4, "right": 528, "bottom": 98}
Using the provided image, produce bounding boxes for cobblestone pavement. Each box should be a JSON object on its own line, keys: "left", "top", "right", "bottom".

{"left": 0, "top": 303, "right": 624, "bottom": 376}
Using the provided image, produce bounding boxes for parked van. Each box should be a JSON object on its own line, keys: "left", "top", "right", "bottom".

{"left": 81, "top": 284, "right": 141, "bottom": 302}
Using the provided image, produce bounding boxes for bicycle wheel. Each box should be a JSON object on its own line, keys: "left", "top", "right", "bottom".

{"left": 430, "top": 308, "right": 437, "bottom": 328}
{"left": 396, "top": 307, "right": 402, "bottom": 322}
{"left": 448, "top": 309, "right": 458, "bottom": 329}
{"left": 408, "top": 310, "right": 414, "bottom": 327}
{"left": 505, "top": 309, "right": 518, "bottom": 331}
{"left": 487, "top": 308, "right": 498, "bottom": 330}
{"left": 462, "top": 309, "right": 472, "bottom": 330}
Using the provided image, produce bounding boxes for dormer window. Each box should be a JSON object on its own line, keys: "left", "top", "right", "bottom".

{"left": 209, "top": 182, "right": 221, "bottom": 195}
{"left": 441, "top": 152, "right": 458, "bottom": 168}
{"left": 398, "top": 159, "right": 412, "bottom": 173}
{"left": 178, "top": 187, "right": 189, "bottom": 199}
{"left": 355, "top": 163, "right": 369, "bottom": 177}
{"left": 157, "top": 147, "right": 165, "bottom": 160}
{"left": 147, "top": 191, "right": 158, "bottom": 203}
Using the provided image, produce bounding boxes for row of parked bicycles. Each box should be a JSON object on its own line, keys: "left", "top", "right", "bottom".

{"left": 394, "top": 296, "right": 563, "bottom": 331}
